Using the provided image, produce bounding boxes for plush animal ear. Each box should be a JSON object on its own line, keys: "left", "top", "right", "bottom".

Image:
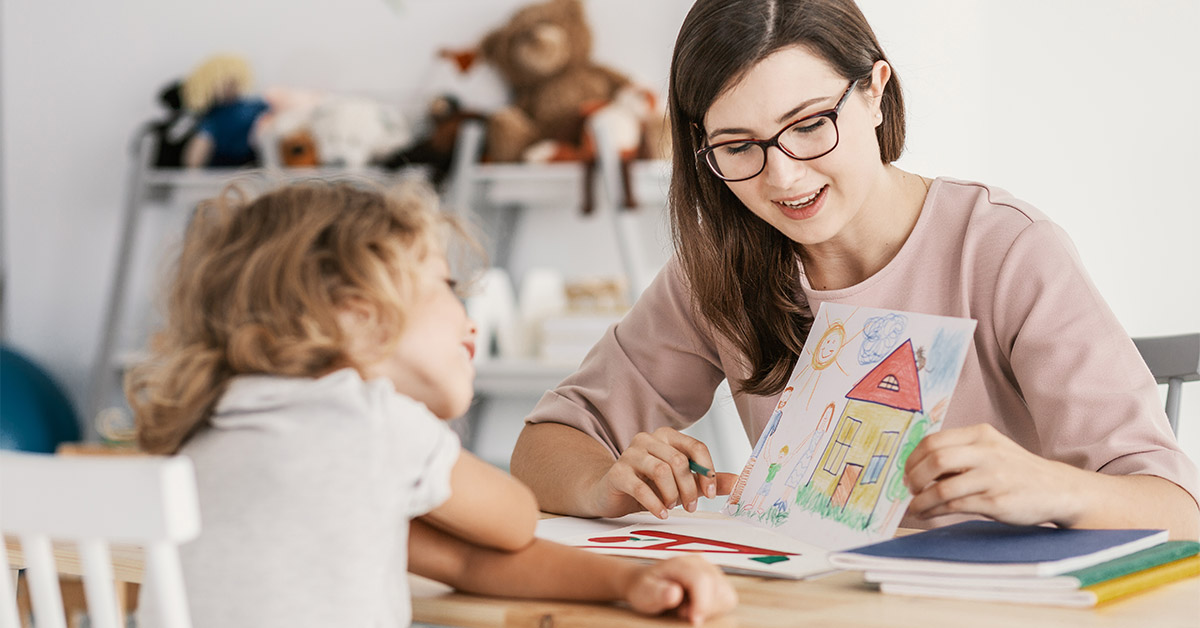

{"left": 557, "top": 0, "right": 585, "bottom": 19}
{"left": 481, "top": 29, "right": 504, "bottom": 63}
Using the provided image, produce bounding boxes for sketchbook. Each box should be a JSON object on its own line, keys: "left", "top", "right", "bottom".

{"left": 724, "top": 302, "right": 977, "bottom": 551}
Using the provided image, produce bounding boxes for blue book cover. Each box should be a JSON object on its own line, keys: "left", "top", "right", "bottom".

{"left": 829, "top": 520, "right": 1168, "bottom": 577}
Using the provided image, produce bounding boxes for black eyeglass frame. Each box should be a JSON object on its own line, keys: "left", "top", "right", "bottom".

{"left": 696, "top": 79, "right": 861, "bottom": 182}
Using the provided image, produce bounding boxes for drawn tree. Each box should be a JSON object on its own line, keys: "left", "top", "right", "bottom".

{"left": 878, "top": 412, "right": 930, "bottom": 528}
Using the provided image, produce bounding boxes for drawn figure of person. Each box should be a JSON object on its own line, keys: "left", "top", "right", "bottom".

{"left": 730, "top": 386, "right": 794, "bottom": 505}
{"left": 785, "top": 402, "right": 837, "bottom": 490}
{"left": 746, "top": 444, "right": 795, "bottom": 515}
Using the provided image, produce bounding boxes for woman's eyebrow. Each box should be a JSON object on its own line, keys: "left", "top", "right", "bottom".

{"left": 707, "top": 95, "right": 831, "bottom": 141}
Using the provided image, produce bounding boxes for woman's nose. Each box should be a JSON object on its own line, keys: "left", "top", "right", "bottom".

{"left": 763, "top": 145, "right": 806, "bottom": 188}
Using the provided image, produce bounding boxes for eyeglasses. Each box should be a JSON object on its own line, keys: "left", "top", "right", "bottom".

{"left": 697, "top": 80, "right": 860, "bottom": 182}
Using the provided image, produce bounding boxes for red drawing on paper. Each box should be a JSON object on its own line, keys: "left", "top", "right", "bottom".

{"left": 582, "top": 530, "right": 798, "bottom": 556}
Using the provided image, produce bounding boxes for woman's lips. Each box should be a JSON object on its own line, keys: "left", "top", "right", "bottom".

{"left": 774, "top": 185, "right": 829, "bottom": 220}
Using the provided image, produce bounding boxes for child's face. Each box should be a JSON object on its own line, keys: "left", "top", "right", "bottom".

{"left": 364, "top": 253, "right": 477, "bottom": 419}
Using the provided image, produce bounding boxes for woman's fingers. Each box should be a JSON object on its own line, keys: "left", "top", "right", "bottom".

{"left": 907, "top": 467, "right": 989, "bottom": 518}
{"left": 599, "top": 428, "right": 726, "bottom": 518}
{"left": 656, "top": 428, "right": 721, "bottom": 500}
{"left": 606, "top": 458, "right": 671, "bottom": 518}
{"left": 905, "top": 443, "right": 979, "bottom": 493}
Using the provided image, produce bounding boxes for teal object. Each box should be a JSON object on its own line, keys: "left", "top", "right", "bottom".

{"left": 0, "top": 345, "right": 81, "bottom": 452}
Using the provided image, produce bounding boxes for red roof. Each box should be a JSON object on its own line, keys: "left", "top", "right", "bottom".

{"left": 845, "top": 339, "right": 923, "bottom": 412}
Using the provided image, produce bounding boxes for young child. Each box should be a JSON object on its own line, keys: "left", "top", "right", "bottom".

{"left": 126, "top": 180, "right": 737, "bottom": 627}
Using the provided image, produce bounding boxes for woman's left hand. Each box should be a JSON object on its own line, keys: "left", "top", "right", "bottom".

{"left": 904, "top": 423, "right": 1085, "bottom": 526}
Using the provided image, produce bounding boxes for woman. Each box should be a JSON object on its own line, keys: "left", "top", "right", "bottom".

{"left": 509, "top": 0, "right": 1199, "bottom": 537}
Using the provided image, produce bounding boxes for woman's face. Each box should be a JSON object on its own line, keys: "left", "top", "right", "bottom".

{"left": 702, "top": 46, "right": 889, "bottom": 249}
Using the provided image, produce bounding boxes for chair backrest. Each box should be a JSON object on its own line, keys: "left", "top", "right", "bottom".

{"left": 1132, "top": 333, "right": 1200, "bottom": 436}
{"left": 0, "top": 451, "right": 200, "bottom": 628}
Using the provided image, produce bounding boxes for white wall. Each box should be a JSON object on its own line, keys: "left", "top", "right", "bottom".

{"left": 3, "top": 0, "right": 1197, "bottom": 465}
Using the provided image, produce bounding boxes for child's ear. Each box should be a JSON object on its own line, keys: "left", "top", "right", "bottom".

{"left": 336, "top": 298, "right": 386, "bottom": 360}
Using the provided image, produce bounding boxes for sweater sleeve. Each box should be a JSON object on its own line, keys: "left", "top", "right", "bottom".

{"left": 524, "top": 257, "right": 728, "bottom": 457}
{"left": 991, "top": 220, "right": 1200, "bottom": 508}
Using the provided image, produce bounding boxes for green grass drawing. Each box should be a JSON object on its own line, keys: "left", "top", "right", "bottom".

{"left": 793, "top": 484, "right": 872, "bottom": 530}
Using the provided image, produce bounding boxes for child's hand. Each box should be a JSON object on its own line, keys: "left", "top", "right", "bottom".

{"left": 624, "top": 555, "right": 738, "bottom": 625}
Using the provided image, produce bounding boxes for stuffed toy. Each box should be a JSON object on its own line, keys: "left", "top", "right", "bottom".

{"left": 254, "top": 86, "right": 329, "bottom": 167}
{"left": 139, "top": 81, "right": 199, "bottom": 168}
{"left": 278, "top": 129, "right": 320, "bottom": 167}
{"left": 379, "top": 94, "right": 487, "bottom": 185}
{"left": 180, "top": 54, "right": 270, "bottom": 168}
{"left": 306, "top": 96, "right": 415, "bottom": 169}
{"left": 479, "top": 0, "right": 630, "bottom": 164}
{"left": 477, "top": 0, "right": 670, "bottom": 212}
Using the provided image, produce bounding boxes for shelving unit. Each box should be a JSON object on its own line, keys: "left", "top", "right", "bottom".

{"left": 84, "top": 136, "right": 430, "bottom": 438}
{"left": 86, "top": 123, "right": 673, "bottom": 453}
{"left": 441, "top": 119, "right": 674, "bottom": 451}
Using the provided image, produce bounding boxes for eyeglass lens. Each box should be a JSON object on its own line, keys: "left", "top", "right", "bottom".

{"left": 706, "top": 116, "right": 839, "bottom": 181}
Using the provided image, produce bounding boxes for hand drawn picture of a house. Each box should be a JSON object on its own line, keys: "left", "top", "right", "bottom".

{"left": 806, "top": 338, "right": 922, "bottom": 524}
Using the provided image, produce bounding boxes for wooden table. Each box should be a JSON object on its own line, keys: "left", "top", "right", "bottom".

{"left": 8, "top": 535, "right": 1199, "bottom": 627}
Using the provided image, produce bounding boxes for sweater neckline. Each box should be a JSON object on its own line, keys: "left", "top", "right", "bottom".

{"left": 797, "top": 176, "right": 944, "bottom": 300}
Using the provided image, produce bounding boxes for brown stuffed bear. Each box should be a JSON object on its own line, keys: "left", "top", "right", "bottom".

{"left": 480, "top": 0, "right": 631, "bottom": 164}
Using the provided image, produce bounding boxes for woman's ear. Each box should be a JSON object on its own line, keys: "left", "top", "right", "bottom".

{"left": 868, "top": 60, "right": 892, "bottom": 127}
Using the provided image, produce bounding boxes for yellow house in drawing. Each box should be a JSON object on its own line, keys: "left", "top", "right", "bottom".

{"left": 807, "top": 339, "right": 922, "bottom": 523}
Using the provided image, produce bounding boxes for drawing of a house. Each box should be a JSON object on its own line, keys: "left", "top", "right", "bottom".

{"left": 806, "top": 339, "right": 922, "bottom": 523}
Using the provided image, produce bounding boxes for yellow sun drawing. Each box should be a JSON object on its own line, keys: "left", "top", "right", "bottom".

{"left": 790, "top": 307, "right": 863, "bottom": 410}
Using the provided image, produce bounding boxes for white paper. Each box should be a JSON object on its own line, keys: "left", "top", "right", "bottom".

{"left": 724, "top": 303, "right": 976, "bottom": 551}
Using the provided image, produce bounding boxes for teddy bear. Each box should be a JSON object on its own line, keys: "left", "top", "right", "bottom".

{"left": 479, "top": 0, "right": 631, "bottom": 165}
{"left": 477, "top": 0, "right": 671, "bottom": 213}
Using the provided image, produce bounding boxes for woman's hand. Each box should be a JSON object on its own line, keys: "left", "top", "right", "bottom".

{"left": 585, "top": 427, "right": 737, "bottom": 519}
{"left": 624, "top": 555, "right": 738, "bottom": 625}
{"left": 904, "top": 423, "right": 1087, "bottom": 526}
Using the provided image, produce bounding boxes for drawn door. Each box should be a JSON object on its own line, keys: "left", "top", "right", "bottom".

{"left": 831, "top": 463, "right": 862, "bottom": 509}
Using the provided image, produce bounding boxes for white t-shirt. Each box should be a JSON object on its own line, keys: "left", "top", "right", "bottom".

{"left": 148, "top": 368, "right": 460, "bottom": 628}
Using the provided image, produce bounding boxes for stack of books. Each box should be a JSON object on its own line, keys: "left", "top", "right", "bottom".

{"left": 828, "top": 521, "right": 1200, "bottom": 607}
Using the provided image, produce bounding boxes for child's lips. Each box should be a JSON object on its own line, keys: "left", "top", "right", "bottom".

{"left": 463, "top": 341, "right": 476, "bottom": 360}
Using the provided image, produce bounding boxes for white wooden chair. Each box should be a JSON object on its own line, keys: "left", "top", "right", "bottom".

{"left": 1, "top": 451, "right": 200, "bottom": 628}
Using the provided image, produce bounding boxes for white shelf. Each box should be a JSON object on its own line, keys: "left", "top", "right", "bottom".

{"left": 473, "top": 359, "right": 578, "bottom": 397}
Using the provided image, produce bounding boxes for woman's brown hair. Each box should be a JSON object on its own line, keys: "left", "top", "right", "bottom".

{"left": 667, "top": 0, "right": 905, "bottom": 396}
{"left": 126, "top": 179, "right": 467, "bottom": 454}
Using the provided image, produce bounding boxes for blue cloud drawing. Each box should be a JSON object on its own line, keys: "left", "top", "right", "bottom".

{"left": 858, "top": 313, "right": 908, "bottom": 364}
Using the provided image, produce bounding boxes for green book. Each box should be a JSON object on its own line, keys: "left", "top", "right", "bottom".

{"left": 1068, "top": 541, "right": 1200, "bottom": 587}
{"left": 864, "top": 541, "right": 1200, "bottom": 591}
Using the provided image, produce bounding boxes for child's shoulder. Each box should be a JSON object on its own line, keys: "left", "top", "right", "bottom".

{"left": 210, "top": 368, "right": 438, "bottom": 434}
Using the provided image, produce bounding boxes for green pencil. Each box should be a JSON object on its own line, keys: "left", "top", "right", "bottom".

{"left": 688, "top": 459, "right": 715, "bottom": 478}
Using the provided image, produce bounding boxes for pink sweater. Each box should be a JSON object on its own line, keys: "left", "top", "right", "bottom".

{"left": 525, "top": 177, "right": 1200, "bottom": 524}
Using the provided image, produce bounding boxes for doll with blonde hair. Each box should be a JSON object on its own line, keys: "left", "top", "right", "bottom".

{"left": 126, "top": 179, "right": 736, "bottom": 627}
{"left": 180, "top": 54, "right": 269, "bottom": 168}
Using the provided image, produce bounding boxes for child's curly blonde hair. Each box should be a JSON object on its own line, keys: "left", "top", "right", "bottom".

{"left": 126, "top": 178, "right": 476, "bottom": 454}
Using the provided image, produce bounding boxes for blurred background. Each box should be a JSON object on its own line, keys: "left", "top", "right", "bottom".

{"left": 2, "top": 0, "right": 1197, "bottom": 468}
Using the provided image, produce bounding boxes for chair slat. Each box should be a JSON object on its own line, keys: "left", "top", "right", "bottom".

{"left": 21, "top": 534, "right": 68, "bottom": 628}
{"left": 145, "top": 543, "right": 193, "bottom": 628}
{"left": 0, "top": 548, "right": 21, "bottom": 628}
{"left": 79, "top": 538, "right": 123, "bottom": 628}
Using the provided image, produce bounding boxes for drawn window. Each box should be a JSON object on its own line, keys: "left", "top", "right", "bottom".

{"left": 861, "top": 431, "right": 900, "bottom": 485}
{"left": 877, "top": 374, "right": 900, "bottom": 392}
{"left": 822, "top": 417, "right": 862, "bottom": 475}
